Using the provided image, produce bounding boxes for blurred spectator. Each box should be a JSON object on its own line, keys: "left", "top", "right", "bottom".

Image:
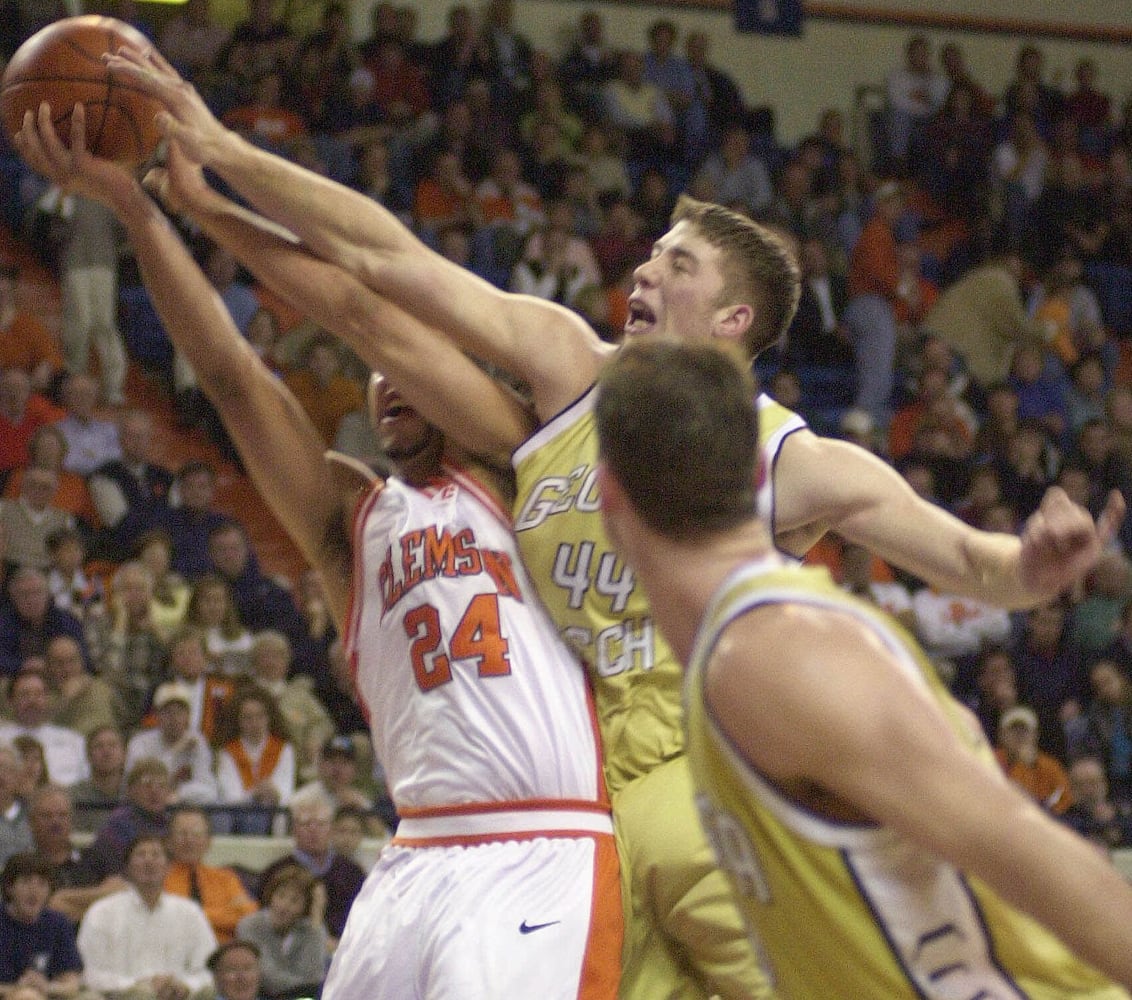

{"left": 1068, "top": 550, "right": 1132, "bottom": 659}
{"left": 158, "top": 0, "right": 230, "bottom": 81}
{"left": 44, "top": 635, "right": 119, "bottom": 738}
{"left": 427, "top": 5, "right": 491, "bottom": 109}
{"left": 57, "top": 198, "right": 126, "bottom": 406}
{"left": 0, "top": 746, "right": 32, "bottom": 866}
{"left": 0, "top": 568, "right": 86, "bottom": 677}
{"left": 44, "top": 529, "right": 102, "bottom": 618}
{"left": 1011, "top": 599, "right": 1086, "bottom": 761}
{"left": 281, "top": 334, "right": 365, "bottom": 449}
{"left": 684, "top": 30, "right": 745, "bottom": 148}
{"left": 185, "top": 575, "right": 253, "bottom": 679}
{"left": 558, "top": 9, "right": 618, "bottom": 121}
{"left": 84, "top": 758, "right": 172, "bottom": 881}
{"left": 1062, "top": 755, "right": 1132, "bottom": 848}
{"left": 1077, "top": 660, "right": 1132, "bottom": 784}
{"left": 1066, "top": 58, "right": 1112, "bottom": 132}
{"left": 991, "top": 114, "right": 1050, "bottom": 251}
{"left": 55, "top": 375, "right": 118, "bottom": 479}
{"left": 413, "top": 148, "right": 479, "bottom": 234}
{"left": 256, "top": 790, "right": 364, "bottom": 948}
{"left": 216, "top": 0, "right": 295, "bottom": 96}
{"left": 1033, "top": 253, "right": 1110, "bottom": 368}
{"left": 77, "top": 834, "right": 216, "bottom": 999}
{"left": 14, "top": 735, "right": 48, "bottom": 800}
{"left": 884, "top": 35, "right": 948, "bottom": 167}
{"left": 206, "top": 523, "right": 309, "bottom": 664}
{"left": 475, "top": 147, "right": 544, "bottom": 238}
{"left": 363, "top": 37, "right": 432, "bottom": 128}
{"left": 836, "top": 540, "right": 913, "bottom": 629}
{"left": 0, "top": 421, "right": 93, "bottom": 532}
{"left": 215, "top": 688, "right": 295, "bottom": 835}
{"left": 765, "top": 157, "right": 816, "bottom": 239}
{"left": 480, "top": 0, "right": 533, "bottom": 115}
{"left": 888, "top": 365, "right": 975, "bottom": 462}
{"left": 910, "top": 580, "right": 1011, "bottom": 670}
{"left": 0, "top": 368, "right": 65, "bottom": 490}
{"left": 222, "top": 68, "right": 309, "bottom": 151}
{"left": 643, "top": 18, "right": 704, "bottom": 162}
{"left": 291, "top": 2, "right": 354, "bottom": 132}
{"left": 918, "top": 81, "right": 994, "bottom": 219}
{"left": 136, "top": 533, "right": 190, "bottom": 643}
{"left": 236, "top": 865, "right": 326, "bottom": 999}
{"left": 602, "top": 50, "right": 676, "bottom": 176}
{"left": 689, "top": 125, "right": 772, "bottom": 217}
{"left": 844, "top": 180, "right": 910, "bottom": 425}
{"left": 591, "top": 196, "right": 650, "bottom": 287}
{"left": 1007, "top": 345, "right": 1068, "bottom": 444}
{"left": 165, "top": 809, "right": 258, "bottom": 945}
{"left": 330, "top": 805, "right": 370, "bottom": 864}
{"left": 781, "top": 237, "right": 851, "bottom": 367}
{"left": 965, "top": 647, "right": 1019, "bottom": 742}
{"left": 207, "top": 940, "right": 264, "bottom": 1000}
{"left": 68, "top": 725, "right": 125, "bottom": 834}
{"left": 125, "top": 684, "right": 218, "bottom": 807}
{"left": 511, "top": 221, "right": 589, "bottom": 307}
{"left": 938, "top": 41, "right": 995, "bottom": 119}
{"left": 26, "top": 784, "right": 115, "bottom": 923}
{"left": 164, "top": 463, "right": 229, "bottom": 581}
{"left": 0, "top": 852, "right": 82, "bottom": 996}
{"left": 577, "top": 125, "right": 631, "bottom": 201}
{"left": 0, "top": 265, "right": 63, "bottom": 395}
{"left": 0, "top": 673, "right": 86, "bottom": 788}
{"left": 89, "top": 409, "right": 174, "bottom": 564}
{"left": 0, "top": 468, "right": 74, "bottom": 571}
{"left": 994, "top": 705, "right": 1073, "bottom": 814}
{"left": 86, "top": 560, "right": 166, "bottom": 729}
{"left": 164, "top": 628, "right": 236, "bottom": 746}
{"left": 298, "top": 736, "right": 375, "bottom": 820}
{"left": 248, "top": 632, "right": 334, "bottom": 786}
{"left": 1063, "top": 355, "right": 1109, "bottom": 437}
{"left": 1002, "top": 44, "right": 1064, "bottom": 134}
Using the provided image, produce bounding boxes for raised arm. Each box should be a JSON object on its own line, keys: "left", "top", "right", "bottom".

{"left": 774, "top": 429, "right": 1124, "bottom": 608}
{"left": 16, "top": 104, "right": 355, "bottom": 624}
{"left": 106, "top": 45, "right": 608, "bottom": 419}
{"left": 146, "top": 148, "right": 534, "bottom": 467}
{"left": 714, "top": 606, "right": 1132, "bottom": 988}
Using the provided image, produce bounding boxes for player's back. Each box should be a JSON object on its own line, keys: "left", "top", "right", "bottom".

{"left": 686, "top": 559, "right": 1128, "bottom": 1000}
{"left": 345, "top": 465, "right": 605, "bottom": 812}
{"left": 512, "top": 386, "right": 806, "bottom": 792}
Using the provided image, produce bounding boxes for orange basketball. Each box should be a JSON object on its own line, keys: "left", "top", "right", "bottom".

{"left": 0, "top": 15, "right": 164, "bottom": 166}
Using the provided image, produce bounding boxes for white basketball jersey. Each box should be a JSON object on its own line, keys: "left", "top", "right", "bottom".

{"left": 344, "top": 465, "right": 605, "bottom": 812}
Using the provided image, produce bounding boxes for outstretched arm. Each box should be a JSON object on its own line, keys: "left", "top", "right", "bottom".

{"left": 106, "top": 45, "right": 608, "bottom": 419}
{"left": 775, "top": 430, "right": 1124, "bottom": 608}
{"left": 715, "top": 606, "right": 1132, "bottom": 988}
{"left": 145, "top": 148, "right": 534, "bottom": 468}
{"left": 16, "top": 103, "right": 356, "bottom": 625}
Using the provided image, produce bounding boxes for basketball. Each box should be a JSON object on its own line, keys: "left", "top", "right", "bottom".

{"left": 0, "top": 15, "right": 164, "bottom": 166}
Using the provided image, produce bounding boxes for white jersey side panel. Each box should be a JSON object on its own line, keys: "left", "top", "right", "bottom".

{"left": 344, "top": 468, "right": 603, "bottom": 811}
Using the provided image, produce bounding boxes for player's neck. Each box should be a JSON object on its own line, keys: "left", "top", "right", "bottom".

{"left": 633, "top": 519, "right": 774, "bottom": 665}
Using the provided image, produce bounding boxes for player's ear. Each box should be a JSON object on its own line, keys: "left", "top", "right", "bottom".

{"left": 714, "top": 303, "right": 753, "bottom": 344}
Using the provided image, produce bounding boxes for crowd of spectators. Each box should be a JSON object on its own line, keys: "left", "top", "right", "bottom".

{"left": 0, "top": 0, "right": 1128, "bottom": 993}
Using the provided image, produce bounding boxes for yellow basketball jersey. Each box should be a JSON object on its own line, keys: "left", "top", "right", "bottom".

{"left": 685, "top": 559, "right": 1129, "bottom": 1000}
{"left": 512, "top": 386, "right": 806, "bottom": 792}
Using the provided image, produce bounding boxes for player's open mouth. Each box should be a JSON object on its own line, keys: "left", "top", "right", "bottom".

{"left": 625, "top": 299, "right": 657, "bottom": 334}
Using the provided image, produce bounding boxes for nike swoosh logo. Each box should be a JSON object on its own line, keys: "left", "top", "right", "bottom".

{"left": 519, "top": 919, "right": 561, "bottom": 934}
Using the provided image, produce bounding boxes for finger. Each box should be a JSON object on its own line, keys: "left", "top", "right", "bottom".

{"left": 1096, "top": 489, "right": 1127, "bottom": 545}
{"left": 69, "top": 101, "right": 87, "bottom": 157}
{"left": 143, "top": 44, "right": 180, "bottom": 76}
{"left": 35, "top": 102, "right": 68, "bottom": 164}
